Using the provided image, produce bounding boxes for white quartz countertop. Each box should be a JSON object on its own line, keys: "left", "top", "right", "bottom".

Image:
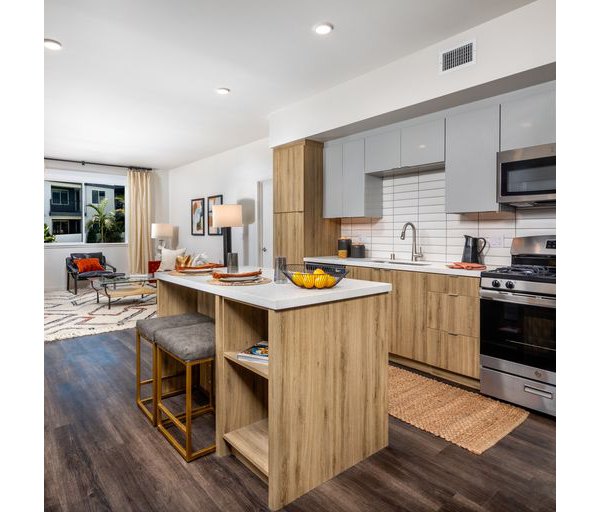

{"left": 304, "top": 256, "right": 486, "bottom": 278}
{"left": 156, "top": 268, "right": 391, "bottom": 311}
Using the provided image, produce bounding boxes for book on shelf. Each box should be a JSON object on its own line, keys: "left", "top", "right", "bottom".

{"left": 237, "top": 341, "right": 268, "bottom": 364}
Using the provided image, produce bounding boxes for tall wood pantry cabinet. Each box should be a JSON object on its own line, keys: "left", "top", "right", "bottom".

{"left": 273, "top": 140, "right": 340, "bottom": 263}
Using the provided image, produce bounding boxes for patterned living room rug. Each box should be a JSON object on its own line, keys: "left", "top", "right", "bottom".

{"left": 388, "top": 366, "right": 529, "bottom": 454}
{"left": 44, "top": 288, "right": 156, "bottom": 342}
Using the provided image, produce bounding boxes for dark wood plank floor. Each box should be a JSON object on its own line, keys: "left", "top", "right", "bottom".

{"left": 45, "top": 329, "right": 555, "bottom": 511}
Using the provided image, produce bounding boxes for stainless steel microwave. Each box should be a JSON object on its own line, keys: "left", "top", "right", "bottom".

{"left": 497, "top": 143, "right": 556, "bottom": 207}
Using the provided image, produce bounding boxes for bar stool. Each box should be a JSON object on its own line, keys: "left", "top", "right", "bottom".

{"left": 154, "top": 322, "right": 216, "bottom": 462}
{"left": 135, "top": 313, "right": 211, "bottom": 425}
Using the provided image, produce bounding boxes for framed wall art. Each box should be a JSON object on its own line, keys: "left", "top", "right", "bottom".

{"left": 207, "top": 194, "right": 223, "bottom": 235}
{"left": 191, "top": 198, "right": 205, "bottom": 236}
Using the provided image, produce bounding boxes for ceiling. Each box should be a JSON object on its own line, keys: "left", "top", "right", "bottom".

{"left": 45, "top": 0, "right": 535, "bottom": 169}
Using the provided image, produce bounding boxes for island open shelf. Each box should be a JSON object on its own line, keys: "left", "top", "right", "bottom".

{"left": 223, "top": 418, "right": 269, "bottom": 481}
{"left": 224, "top": 352, "right": 269, "bottom": 379}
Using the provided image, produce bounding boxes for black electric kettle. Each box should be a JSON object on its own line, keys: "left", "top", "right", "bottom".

{"left": 461, "top": 235, "right": 487, "bottom": 264}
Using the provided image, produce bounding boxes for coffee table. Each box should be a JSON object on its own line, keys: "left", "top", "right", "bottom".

{"left": 90, "top": 274, "right": 157, "bottom": 309}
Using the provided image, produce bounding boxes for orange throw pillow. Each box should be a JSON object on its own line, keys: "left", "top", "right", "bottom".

{"left": 74, "top": 258, "right": 104, "bottom": 273}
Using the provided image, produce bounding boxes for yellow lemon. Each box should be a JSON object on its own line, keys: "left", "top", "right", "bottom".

{"left": 326, "top": 275, "right": 337, "bottom": 287}
{"left": 315, "top": 275, "right": 328, "bottom": 289}
{"left": 302, "top": 274, "right": 315, "bottom": 288}
{"left": 313, "top": 268, "right": 326, "bottom": 275}
{"left": 292, "top": 272, "right": 304, "bottom": 287}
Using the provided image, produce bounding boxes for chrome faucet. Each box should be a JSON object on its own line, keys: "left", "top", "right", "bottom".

{"left": 400, "top": 222, "right": 423, "bottom": 262}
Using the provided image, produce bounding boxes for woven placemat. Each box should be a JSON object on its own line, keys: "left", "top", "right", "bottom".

{"left": 388, "top": 366, "right": 529, "bottom": 454}
{"left": 207, "top": 277, "right": 271, "bottom": 286}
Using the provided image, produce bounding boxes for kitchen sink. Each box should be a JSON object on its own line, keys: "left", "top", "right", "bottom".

{"left": 369, "top": 259, "right": 431, "bottom": 266}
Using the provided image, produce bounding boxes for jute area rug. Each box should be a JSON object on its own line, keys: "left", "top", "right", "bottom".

{"left": 388, "top": 366, "right": 529, "bottom": 454}
{"left": 44, "top": 288, "right": 156, "bottom": 343}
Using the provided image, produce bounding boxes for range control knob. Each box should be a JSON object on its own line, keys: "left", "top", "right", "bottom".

{"left": 506, "top": 281, "right": 515, "bottom": 290}
{"left": 492, "top": 280, "right": 501, "bottom": 288}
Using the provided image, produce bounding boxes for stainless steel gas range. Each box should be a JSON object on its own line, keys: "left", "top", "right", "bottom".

{"left": 479, "top": 235, "right": 556, "bottom": 416}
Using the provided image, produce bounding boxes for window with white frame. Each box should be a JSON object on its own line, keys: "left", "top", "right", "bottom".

{"left": 44, "top": 174, "right": 126, "bottom": 244}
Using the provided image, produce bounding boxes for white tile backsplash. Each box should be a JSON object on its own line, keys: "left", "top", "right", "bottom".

{"left": 341, "top": 170, "right": 556, "bottom": 266}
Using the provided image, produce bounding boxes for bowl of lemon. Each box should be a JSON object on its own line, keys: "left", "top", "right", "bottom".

{"left": 282, "top": 264, "right": 348, "bottom": 289}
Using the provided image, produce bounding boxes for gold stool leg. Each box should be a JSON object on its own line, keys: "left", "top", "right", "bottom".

{"left": 185, "top": 361, "right": 193, "bottom": 461}
{"left": 152, "top": 342, "right": 158, "bottom": 426}
{"left": 156, "top": 346, "right": 164, "bottom": 428}
{"left": 208, "top": 360, "right": 214, "bottom": 409}
{"left": 136, "top": 329, "right": 157, "bottom": 426}
{"left": 135, "top": 329, "right": 141, "bottom": 404}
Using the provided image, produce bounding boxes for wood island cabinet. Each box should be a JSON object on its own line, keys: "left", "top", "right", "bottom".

{"left": 157, "top": 273, "right": 390, "bottom": 511}
{"left": 347, "top": 266, "right": 480, "bottom": 385}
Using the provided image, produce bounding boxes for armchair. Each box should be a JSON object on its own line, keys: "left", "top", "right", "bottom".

{"left": 66, "top": 252, "right": 122, "bottom": 294}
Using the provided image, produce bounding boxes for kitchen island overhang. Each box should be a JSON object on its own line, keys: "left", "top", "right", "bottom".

{"left": 155, "top": 270, "right": 391, "bottom": 510}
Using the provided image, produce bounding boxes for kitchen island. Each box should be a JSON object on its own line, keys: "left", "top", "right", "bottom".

{"left": 155, "top": 269, "right": 391, "bottom": 510}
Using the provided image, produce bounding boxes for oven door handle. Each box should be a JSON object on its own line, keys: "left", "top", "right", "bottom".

{"left": 480, "top": 289, "right": 556, "bottom": 308}
{"left": 524, "top": 386, "right": 553, "bottom": 400}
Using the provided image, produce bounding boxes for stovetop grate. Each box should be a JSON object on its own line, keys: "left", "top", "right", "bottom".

{"left": 491, "top": 265, "right": 556, "bottom": 277}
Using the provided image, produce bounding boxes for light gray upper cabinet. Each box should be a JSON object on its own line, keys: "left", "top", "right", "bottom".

{"left": 342, "top": 139, "right": 367, "bottom": 217}
{"left": 446, "top": 104, "right": 500, "bottom": 213}
{"left": 323, "top": 139, "right": 382, "bottom": 218}
{"left": 365, "top": 130, "right": 401, "bottom": 173}
{"left": 500, "top": 87, "right": 556, "bottom": 151}
{"left": 401, "top": 118, "right": 445, "bottom": 167}
{"left": 323, "top": 145, "right": 343, "bottom": 218}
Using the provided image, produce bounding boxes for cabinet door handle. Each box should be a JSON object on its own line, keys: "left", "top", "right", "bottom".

{"left": 448, "top": 293, "right": 459, "bottom": 297}
{"left": 447, "top": 332, "right": 458, "bottom": 336}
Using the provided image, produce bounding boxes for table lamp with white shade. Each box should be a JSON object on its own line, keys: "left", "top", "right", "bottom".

{"left": 212, "top": 204, "right": 243, "bottom": 265}
{"left": 151, "top": 223, "right": 174, "bottom": 259}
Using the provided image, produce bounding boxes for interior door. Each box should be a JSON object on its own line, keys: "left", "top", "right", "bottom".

{"left": 258, "top": 179, "right": 274, "bottom": 267}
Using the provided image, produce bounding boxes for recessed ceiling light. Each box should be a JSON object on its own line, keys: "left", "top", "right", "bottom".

{"left": 44, "top": 38, "right": 62, "bottom": 51}
{"left": 314, "top": 23, "right": 334, "bottom": 35}
{"left": 215, "top": 88, "right": 231, "bottom": 95}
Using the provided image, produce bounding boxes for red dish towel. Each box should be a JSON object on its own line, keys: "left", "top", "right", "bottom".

{"left": 447, "top": 262, "right": 487, "bottom": 270}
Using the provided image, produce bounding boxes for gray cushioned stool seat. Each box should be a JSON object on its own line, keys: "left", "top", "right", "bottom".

{"left": 136, "top": 313, "right": 211, "bottom": 342}
{"left": 155, "top": 322, "right": 215, "bottom": 362}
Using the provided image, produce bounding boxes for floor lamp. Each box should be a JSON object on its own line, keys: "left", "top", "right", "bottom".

{"left": 212, "top": 204, "right": 243, "bottom": 266}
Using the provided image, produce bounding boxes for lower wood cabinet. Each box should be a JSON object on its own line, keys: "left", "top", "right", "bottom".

{"left": 426, "top": 329, "right": 480, "bottom": 379}
{"left": 427, "top": 292, "right": 479, "bottom": 338}
{"left": 346, "top": 265, "right": 480, "bottom": 382}
{"left": 391, "top": 270, "right": 427, "bottom": 360}
{"left": 346, "top": 265, "right": 375, "bottom": 281}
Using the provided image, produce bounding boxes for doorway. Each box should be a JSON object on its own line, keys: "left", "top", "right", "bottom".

{"left": 257, "top": 179, "right": 273, "bottom": 268}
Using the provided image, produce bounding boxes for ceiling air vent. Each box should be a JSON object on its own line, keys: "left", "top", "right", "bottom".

{"left": 440, "top": 40, "right": 476, "bottom": 73}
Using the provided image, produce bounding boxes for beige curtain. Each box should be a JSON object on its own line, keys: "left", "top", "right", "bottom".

{"left": 127, "top": 170, "right": 153, "bottom": 274}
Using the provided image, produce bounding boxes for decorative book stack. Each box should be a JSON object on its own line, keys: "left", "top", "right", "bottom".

{"left": 237, "top": 341, "right": 268, "bottom": 364}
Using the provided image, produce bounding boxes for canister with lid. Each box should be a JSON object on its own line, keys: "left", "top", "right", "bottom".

{"left": 337, "top": 237, "right": 352, "bottom": 258}
{"left": 350, "top": 243, "right": 366, "bottom": 258}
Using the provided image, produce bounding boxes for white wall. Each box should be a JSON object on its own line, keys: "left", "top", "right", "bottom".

{"left": 168, "top": 138, "right": 272, "bottom": 266}
{"left": 341, "top": 170, "right": 556, "bottom": 267}
{"left": 151, "top": 169, "right": 170, "bottom": 225}
{"left": 268, "top": 0, "right": 556, "bottom": 146}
